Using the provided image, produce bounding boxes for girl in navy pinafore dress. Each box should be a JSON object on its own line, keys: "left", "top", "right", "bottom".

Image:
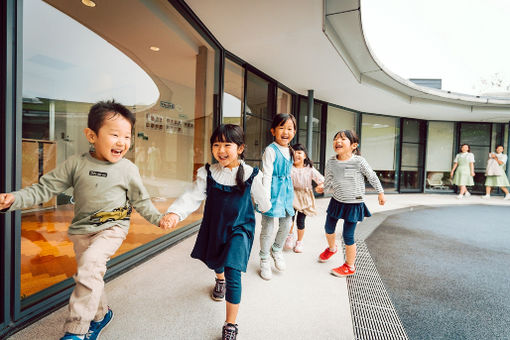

{"left": 163, "top": 124, "right": 270, "bottom": 340}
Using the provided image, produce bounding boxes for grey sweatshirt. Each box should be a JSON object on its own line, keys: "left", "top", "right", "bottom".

{"left": 7, "top": 153, "right": 162, "bottom": 235}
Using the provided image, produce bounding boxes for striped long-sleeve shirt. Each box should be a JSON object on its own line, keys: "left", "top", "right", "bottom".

{"left": 324, "top": 155, "right": 384, "bottom": 203}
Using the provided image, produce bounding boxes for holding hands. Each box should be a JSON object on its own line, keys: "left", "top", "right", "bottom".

{"left": 0, "top": 193, "right": 15, "bottom": 210}
{"left": 315, "top": 183, "right": 324, "bottom": 194}
{"left": 159, "top": 213, "right": 180, "bottom": 230}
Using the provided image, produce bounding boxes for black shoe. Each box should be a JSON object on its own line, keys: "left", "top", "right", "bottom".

{"left": 222, "top": 323, "right": 238, "bottom": 340}
{"left": 211, "top": 278, "right": 226, "bottom": 301}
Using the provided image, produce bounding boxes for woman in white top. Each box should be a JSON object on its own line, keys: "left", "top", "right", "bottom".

{"left": 483, "top": 145, "right": 510, "bottom": 200}
{"left": 450, "top": 144, "right": 475, "bottom": 199}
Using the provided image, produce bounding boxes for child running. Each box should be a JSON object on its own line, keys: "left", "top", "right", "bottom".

{"left": 0, "top": 100, "right": 166, "bottom": 340}
{"left": 259, "top": 113, "right": 296, "bottom": 280}
{"left": 318, "top": 130, "right": 386, "bottom": 277}
{"left": 161, "top": 124, "right": 270, "bottom": 340}
{"left": 284, "top": 143, "right": 324, "bottom": 253}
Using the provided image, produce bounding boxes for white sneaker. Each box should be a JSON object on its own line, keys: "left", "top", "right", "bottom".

{"left": 284, "top": 234, "right": 296, "bottom": 250}
{"left": 505, "top": 194, "right": 510, "bottom": 200}
{"left": 271, "top": 249, "right": 286, "bottom": 271}
{"left": 293, "top": 241, "right": 304, "bottom": 253}
{"left": 481, "top": 195, "right": 490, "bottom": 199}
{"left": 260, "top": 258, "right": 272, "bottom": 280}
{"left": 464, "top": 191, "right": 471, "bottom": 198}
{"left": 456, "top": 194, "right": 464, "bottom": 199}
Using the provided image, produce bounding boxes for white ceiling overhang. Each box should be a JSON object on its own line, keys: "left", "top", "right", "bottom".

{"left": 186, "top": 0, "right": 510, "bottom": 122}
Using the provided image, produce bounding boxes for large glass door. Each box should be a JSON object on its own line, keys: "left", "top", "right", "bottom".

{"left": 360, "top": 114, "right": 399, "bottom": 192}
{"left": 458, "top": 123, "right": 492, "bottom": 194}
{"left": 399, "top": 118, "right": 426, "bottom": 192}
{"left": 19, "top": 0, "right": 217, "bottom": 313}
{"left": 244, "top": 70, "right": 274, "bottom": 168}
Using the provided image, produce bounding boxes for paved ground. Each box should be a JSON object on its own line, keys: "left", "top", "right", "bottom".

{"left": 9, "top": 193, "right": 510, "bottom": 340}
{"left": 366, "top": 205, "right": 510, "bottom": 340}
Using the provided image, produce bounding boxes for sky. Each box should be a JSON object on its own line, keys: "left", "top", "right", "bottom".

{"left": 361, "top": 0, "right": 510, "bottom": 96}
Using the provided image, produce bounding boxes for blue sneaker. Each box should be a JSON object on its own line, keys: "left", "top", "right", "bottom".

{"left": 60, "top": 333, "right": 85, "bottom": 340}
{"left": 85, "top": 308, "right": 114, "bottom": 340}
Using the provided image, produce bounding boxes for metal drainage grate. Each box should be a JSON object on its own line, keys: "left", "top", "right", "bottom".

{"left": 346, "top": 240, "right": 408, "bottom": 340}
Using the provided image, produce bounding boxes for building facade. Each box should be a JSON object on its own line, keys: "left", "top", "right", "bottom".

{"left": 1, "top": 0, "right": 509, "bottom": 336}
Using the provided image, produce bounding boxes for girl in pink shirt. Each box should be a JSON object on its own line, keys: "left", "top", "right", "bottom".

{"left": 284, "top": 144, "right": 324, "bottom": 252}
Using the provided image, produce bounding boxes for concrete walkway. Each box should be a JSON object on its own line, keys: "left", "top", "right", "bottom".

{"left": 9, "top": 193, "right": 510, "bottom": 340}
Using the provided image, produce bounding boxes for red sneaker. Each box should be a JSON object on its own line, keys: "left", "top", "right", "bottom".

{"left": 331, "top": 263, "right": 355, "bottom": 277}
{"left": 318, "top": 247, "right": 337, "bottom": 262}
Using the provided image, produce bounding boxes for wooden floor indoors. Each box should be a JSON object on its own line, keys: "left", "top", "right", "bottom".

{"left": 20, "top": 199, "right": 202, "bottom": 299}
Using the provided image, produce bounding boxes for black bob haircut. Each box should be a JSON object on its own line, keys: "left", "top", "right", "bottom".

{"left": 88, "top": 100, "right": 136, "bottom": 134}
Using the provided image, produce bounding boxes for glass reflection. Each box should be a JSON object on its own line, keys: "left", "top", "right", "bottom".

{"left": 21, "top": 0, "right": 213, "bottom": 304}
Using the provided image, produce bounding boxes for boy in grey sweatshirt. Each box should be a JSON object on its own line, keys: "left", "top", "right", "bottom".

{"left": 0, "top": 100, "right": 166, "bottom": 340}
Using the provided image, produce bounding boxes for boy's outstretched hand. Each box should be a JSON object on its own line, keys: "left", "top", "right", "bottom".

{"left": 0, "top": 193, "right": 15, "bottom": 210}
{"left": 159, "top": 213, "right": 179, "bottom": 230}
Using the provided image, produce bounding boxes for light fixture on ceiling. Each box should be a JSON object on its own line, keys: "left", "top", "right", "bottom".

{"left": 150, "top": 46, "right": 160, "bottom": 52}
{"left": 81, "top": 0, "right": 96, "bottom": 7}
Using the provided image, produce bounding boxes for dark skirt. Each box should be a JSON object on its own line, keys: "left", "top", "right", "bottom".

{"left": 326, "top": 198, "right": 371, "bottom": 222}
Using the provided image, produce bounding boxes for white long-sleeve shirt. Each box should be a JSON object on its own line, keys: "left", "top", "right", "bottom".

{"left": 261, "top": 142, "right": 291, "bottom": 201}
{"left": 167, "top": 161, "right": 271, "bottom": 221}
{"left": 324, "top": 155, "right": 383, "bottom": 203}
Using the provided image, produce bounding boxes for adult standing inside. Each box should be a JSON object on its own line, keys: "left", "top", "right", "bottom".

{"left": 482, "top": 145, "right": 510, "bottom": 200}
{"left": 450, "top": 143, "right": 475, "bottom": 199}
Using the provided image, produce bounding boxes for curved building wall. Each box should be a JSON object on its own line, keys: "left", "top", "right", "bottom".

{"left": 1, "top": 0, "right": 509, "bottom": 337}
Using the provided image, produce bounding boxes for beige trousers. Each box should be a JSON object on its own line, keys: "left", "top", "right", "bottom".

{"left": 64, "top": 225, "right": 127, "bottom": 334}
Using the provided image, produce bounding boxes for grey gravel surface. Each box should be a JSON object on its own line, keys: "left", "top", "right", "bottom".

{"left": 366, "top": 205, "right": 510, "bottom": 340}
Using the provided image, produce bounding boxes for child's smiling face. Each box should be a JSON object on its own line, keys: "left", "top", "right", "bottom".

{"left": 85, "top": 113, "right": 132, "bottom": 163}
{"left": 212, "top": 140, "right": 244, "bottom": 169}
{"left": 333, "top": 132, "right": 357, "bottom": 158}
{"left": 294, "top": 150, "right": 306, "bottom": 166}
{"left": 271, "top": 119, "right": 296, "bottom": 147}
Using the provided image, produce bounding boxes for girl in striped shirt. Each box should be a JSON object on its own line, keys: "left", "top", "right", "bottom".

{"left": 318, "top": 130, "right": 386, "bottom": 277}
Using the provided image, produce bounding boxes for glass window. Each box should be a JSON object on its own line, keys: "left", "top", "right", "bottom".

{"left": 21, "top": 0, "right": 215, "bottom": 307}
{"left": 460, "top": 123, "right": 491, "bottom": 146}
{"left": 505, "top": 124, "right": 509, "bottom": 153}
{"left": 459, "top": 123, "right": 491, "bottom": 193}
{"left": 360, "top": 114, "right": 398, "bottom": 192}
{"left": 326, "top": 106, "right": 356, "bottom": 162}
{"left": 402, "top": 119, "right": 421, "bottom": 143}
{"left": 297, "top": 98, "right": 321, "bottom": 164}
{"left": 277, "top": 88, "right": 292, "bottom": 114}
{"left": 425, "top": 121, "right": 454, "bottom": 191}
{"left": 399, "top": 118, "right": 425, "bottom": 191}
{"left": 223, "top": 60, "right": 244, "bottom": 125}
{"left": 244, "top": 71, "right": 272, "bottom": 166}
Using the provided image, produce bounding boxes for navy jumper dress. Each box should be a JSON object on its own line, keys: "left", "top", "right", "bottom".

{"left": 190, "top": 164, "right": 259, "bottom": 272}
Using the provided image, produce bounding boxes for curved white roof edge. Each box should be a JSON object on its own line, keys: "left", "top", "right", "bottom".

{"left": 323, "top": 0, "right": 510, "bottom": 107}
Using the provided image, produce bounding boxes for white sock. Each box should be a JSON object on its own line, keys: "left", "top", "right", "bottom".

{"left": 329, "top": 246, "right": 337, "bottom": 252}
